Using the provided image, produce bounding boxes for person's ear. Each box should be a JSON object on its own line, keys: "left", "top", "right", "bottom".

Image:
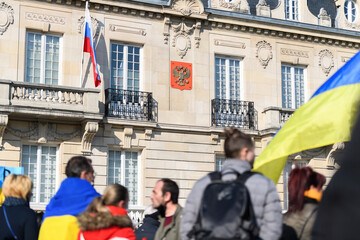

{"left": 164, "top": 192, "right": 171, "bottom": 202}
{"left": 80, "top": 170, "right": 87, "bottom": 179}
{"left": 117, "top": 200, "right": 125, "bottom": 208}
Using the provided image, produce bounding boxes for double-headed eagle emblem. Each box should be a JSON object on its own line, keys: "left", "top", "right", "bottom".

{"left": 172, "top": 65, "right": 191, "bottom": 86}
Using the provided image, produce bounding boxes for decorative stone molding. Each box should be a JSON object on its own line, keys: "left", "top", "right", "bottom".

{"left": 25, "top": 12, "right": 65, "bottom": 25}
{"left": 0, "top": 115, "right": 8, "bottom": 149}
{"left": 145, "top": 129, "right": 153, "bottom": 140}
{"left": 48, "top": 123, "right": 81, "bottom": 141}
{"left": 0, "top": 2, "right": 14, "bottom": 35}
{"left": 211, "top": 133, "right": 219, "bottom": 144}
{"left": 171, "top": 0, "right": 204, "bottom": 16}
{"left": 123, "top": 127, "right": 133, "bottom": 149}
{"left": 163, "top": 16, "right": 171, "bottom": 44}
{"left": 214, "top": 39, "right": 246, "bottom": 49}
{"left": 78, "top": 16, "right": 100, "bottom": 37}
{"left": 256, "top": 40, "right": 273, "bottom": 69}
{"left": 256, "top": 0, "right": 270, "bottom": 17}
{"left": 318, "top": 8, "right": 331, "bottom": 27}
{"left": 109, "top": 24, "right": 146, "bottom": 36}
{"left": 319, "top": 49, "right": 334, "bottom": 76}
{"left": 194, "top": 20, "right": 201, "bottom": 48}
{"left": 280, "top": 48, "right": 309, "bottom": 58}
{"left": 326, "top": 142, "right": 345, "bottom": 169}
{"left": 345, "top": 21, "right": 360, "bottom": 30}
{"left": 217, "top": 0, "right": 249, "bottom": 13}
{"left": 7, "top": 123, "right": 38, "bottom": 138}
{"left": 172, "top": 19, "right": 195, "bottom": 58}
{"left": 81, "top": 121, "right": 99, "bottom": 155}
{"left": 342, "top": 56, "right": 350, "bottom": 62}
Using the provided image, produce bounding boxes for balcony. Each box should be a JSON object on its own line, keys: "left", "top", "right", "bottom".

{"left": 211, "top": 99, "right": 257, "bottom": 130}
{"left": 0, "top": 80, "right": 100, "bottom": 120}
{"left": 105, "top": 88, "right": 157, "bottom": 122}
{"left": 262, "top": 107, "right": 295, "bottom": 130}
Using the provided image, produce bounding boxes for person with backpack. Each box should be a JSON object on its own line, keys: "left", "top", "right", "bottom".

{"left": 283, "top": 166, "right": 325, "bottom": 240}
{"left": 180, "top": 128, "right": 282, "bottom": 240}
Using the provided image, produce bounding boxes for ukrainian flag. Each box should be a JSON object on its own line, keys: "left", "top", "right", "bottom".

{"left": 253, "top": 51, "right": 360, "bottom": 183}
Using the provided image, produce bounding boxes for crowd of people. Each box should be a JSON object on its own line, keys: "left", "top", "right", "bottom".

{"left": 0, "top": 128, "right": 329, "bottom": 240}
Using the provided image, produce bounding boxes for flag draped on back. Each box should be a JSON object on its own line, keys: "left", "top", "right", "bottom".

{"left": 253, "top": 51, "right": 360, "bottom": 183}
{"left": 83, "top": 4, "right": 101, "bottom": 87}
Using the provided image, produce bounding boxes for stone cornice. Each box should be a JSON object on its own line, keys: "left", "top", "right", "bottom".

{"left": 31, "top": 0, "right": 360, "bottom": 49}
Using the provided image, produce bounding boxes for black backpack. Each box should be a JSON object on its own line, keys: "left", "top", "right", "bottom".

{"left": 188, "top": 171, "right": 260, "bottom": 240}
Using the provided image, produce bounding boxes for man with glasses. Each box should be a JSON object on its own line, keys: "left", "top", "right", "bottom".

{"left": 39, "top": 156, "right": 100, "bottom": 240}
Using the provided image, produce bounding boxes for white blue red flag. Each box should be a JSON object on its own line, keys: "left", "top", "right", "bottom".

{"left": 83, "top": 5, "right": 101, "bottom": 87}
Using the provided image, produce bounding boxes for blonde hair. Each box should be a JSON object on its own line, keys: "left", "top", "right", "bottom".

{"left": 2, "top": 174, "right": 33, "bottom": 201}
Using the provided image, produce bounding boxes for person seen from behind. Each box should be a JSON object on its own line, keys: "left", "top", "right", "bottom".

{"left": 180, "top": 128, "right": 283, "bottom": 240}
{"left": 151, "top": 178, "right": 182, "bottom": 240}
{"left": 77, "top": 183, "right": 135, "bottom": 240}
{"left": 39, "top": 156, "right": 100, "bottom": 240}
{"left": 0, "top": 174, "right": 38, "bottom": 240}
{"left": 135, "top": 205, "right": 160, "bottom": 240}
{"left": 283, "top": 166, "right": 325, "bottom": 240}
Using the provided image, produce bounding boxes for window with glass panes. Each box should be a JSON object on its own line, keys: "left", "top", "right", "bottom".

{"left": 111, "top": 43, "right": 141, "bottom": 90}
{"left": 215, "top": 155, "right": 226, "bottom": 171}
{"left": 345, "top": 0, "right": 357, "bottom": 23}
{"left": 285, "top": 0, "right": 299, "bottom": 20}
{"left": 281, "top": 65, "right": 305, "bottom": 109}
{"left": 25, "top": 32, "right": 61, "bottom": 85}
{"left": 108, "top": 150, "right": 140, "bottom": 206}
{"left": 215, "top": 56, "right": 241, "bottom": 100}
{"left": 22, "top": 145, "right": 58, "bottom": 204}
{"left": 283, "top": 161, "right": 308, "bottom": 212}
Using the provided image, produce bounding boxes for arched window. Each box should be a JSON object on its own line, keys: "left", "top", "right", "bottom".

{"left": 285, "top": 0, "right": 299, "bottom": 21}
{"left": 344, "top": 0, "right": 358, "bottom": 23}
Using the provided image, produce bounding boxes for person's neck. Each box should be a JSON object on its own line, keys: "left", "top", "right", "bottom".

{"left": 165, "top": 202, "right": 178, "bottom": 217}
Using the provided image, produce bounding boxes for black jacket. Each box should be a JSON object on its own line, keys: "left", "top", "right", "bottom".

{"left": 0, "top": 198, "right": 38, "bottom": 240}
{"left": 135, "top": 213, "right": 160, "bottom": 240}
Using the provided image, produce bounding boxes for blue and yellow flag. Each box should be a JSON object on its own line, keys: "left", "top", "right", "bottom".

{"left": 253, "top": 51, "right": 360, "bottom": 183}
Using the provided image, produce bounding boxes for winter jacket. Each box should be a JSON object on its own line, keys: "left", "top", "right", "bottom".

{"left": 154, "top": 205, "right": 182, "bottom": 240}
{"left": 180, "top": 159, "right": 282, "bottom": 240}
{"left": 77, "top": 205, "right": 135, "bottom": 240}
{"left": 283, "top": 198, "right": 319, "bottom": 240}
{"left": 135, "top": 213, "right": 160, "bottom": 240}
{"left": 0, "top": 197, "right": 38, "bottom": 240}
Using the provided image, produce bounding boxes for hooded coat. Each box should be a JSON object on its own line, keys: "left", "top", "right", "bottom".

{"left": 77, "top": 205, "right": 135, "bottom": 240}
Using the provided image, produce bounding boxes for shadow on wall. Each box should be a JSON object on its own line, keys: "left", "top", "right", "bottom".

{"left": 247, "top": 0, "right": 280, "bottom": 15}
{"left": 307, "top": 0, "right": 338, "bottom": 27}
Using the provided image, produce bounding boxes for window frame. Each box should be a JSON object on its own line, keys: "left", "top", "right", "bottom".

{"left": 107, "top": 149, "right": 142, "bottom": 207}
{"left": 21, "top": 144, "right": 60, "bottom": 208}
{"left": 109, "top": 42, "right": 143, "bottom": 91}
{"left": 214, "top": 55, "right": 243, "bottom": 101}
{"left": 345, "top": 0, "right": 358, "bottom": 23}
{"left": 284, "top": 0, "right": 299, "bottom": 21}
{"left": 215, "top": 155, "right": 226, "bottom": 171}
{"left": 281, "top": 64, "right": 307, "bottom": 109}
{"left": 24, "top": 31, "right": 63, "bottom": 85}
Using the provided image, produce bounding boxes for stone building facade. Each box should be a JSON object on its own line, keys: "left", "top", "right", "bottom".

{"left": 0, "top": 0, "right": 359, "bottom": 218}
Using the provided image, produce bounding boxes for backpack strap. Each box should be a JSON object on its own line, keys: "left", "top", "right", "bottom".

{"left": 298, "top": 207, "right": 318, "bottom": 240}
{"left": 208, "top": 171, "right": 222, "bottom": 182}
{"left": 237, "top": 171, "right": 257, "bottom": 184}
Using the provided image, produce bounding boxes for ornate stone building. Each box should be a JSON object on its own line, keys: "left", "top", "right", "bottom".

{"left": 0, "top": 0, "right": 358, "bottom": 218}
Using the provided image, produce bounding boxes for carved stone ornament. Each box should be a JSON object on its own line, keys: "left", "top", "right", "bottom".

{"left": 123, "top": 127, "right": 133, "bottom": 149}
{"left": 318, "top": 8, "right": 331, "bottom": 27}
{"left": 0, "top": 115, "right": 8, "bottom": 150}
{"left": 256, "top": 40, "right": 273, "bottom": 69}
{"left": 326, "top": 142, "right": 345, "bottom": 169}
{"left": 281, "top": 48, "right": 309, "bottom": 58}
{"left": 172, "top": 19, "right": 195, "bottom": 58}
{"left": 214, "top": 39, "right": 246, "bottom": 49}
{"left": 25, "top": 12, "right": 65, "bottom": 25}
{"left": 218, "top": 0, "right": 249, "bottom": 13}
{"left": 319, "top": 49, "right": 334, "bottom": 76}
{"left": 171, "top": 0, "right": 204, "bottom": 16}
{"left": 6, "top": 122, "right": 38, "bottom": 138}
{"left": 81, "top": 121, "right": 99, "bottom": 155}
{"left": 0, "top": 2, "right": 14, "bottom": 35}
{"left": 109, "top": 24, "right": 146, "bottom": 36}
{"left": 78, "top": 16, "right": 99, "bottom": 38}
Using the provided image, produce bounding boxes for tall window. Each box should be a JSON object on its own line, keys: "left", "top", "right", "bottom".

{"left": 283, "top": 161, "right": 308, "bottom": 212}
{"left": 215, "top": 56, "right": 241, "bottom": 100}
{"left": 111, "top": 43, "right": 141, "bottom": 90}
{"left": 345, "top": 0, "right": 357, "bottom": 23}
{"left": 108, "top": 150, "right": 140, "bottom": 206}
{"left": 281, "top": 65, "right": 305, "bottom": 109}
{"left": 22, "top": 145, "right": 58, "bottom": 205}
{"left": 215, "top": 155, "right": 226, "bottom": 171}
{"left": 285, "top": 0, "right": 299, "bottom": 21}
{"left": 25, "top": 32, "right": 61, "bottom": 85}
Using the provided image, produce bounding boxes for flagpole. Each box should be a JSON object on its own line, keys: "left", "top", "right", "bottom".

{"left": 80, "top": 0, "right": 89, "bottom": 87}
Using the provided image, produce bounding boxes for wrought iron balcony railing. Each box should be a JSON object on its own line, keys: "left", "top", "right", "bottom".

{"left": 211, "top": 99, "right": 257, "bottom": 130}
{"left": 105, "top": 88, "right": 157, "bottom": 122}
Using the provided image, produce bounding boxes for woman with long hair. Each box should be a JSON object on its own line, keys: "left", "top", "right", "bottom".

{"left": 77, "top": 183, "right": 135, "bottom": 240}
{"left": 0, "top": 174, "right": 38, "bottom": 240}
{"left": 283, "top": 166, "right": 326, "bottom": 240}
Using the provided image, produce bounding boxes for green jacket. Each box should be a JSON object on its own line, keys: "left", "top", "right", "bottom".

{"left": 154, "top": 205, "right": 182, "bottom": 240}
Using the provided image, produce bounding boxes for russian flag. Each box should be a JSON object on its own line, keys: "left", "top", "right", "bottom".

{"left": 83, "top": 5, "right": 101, "bottom": 87}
